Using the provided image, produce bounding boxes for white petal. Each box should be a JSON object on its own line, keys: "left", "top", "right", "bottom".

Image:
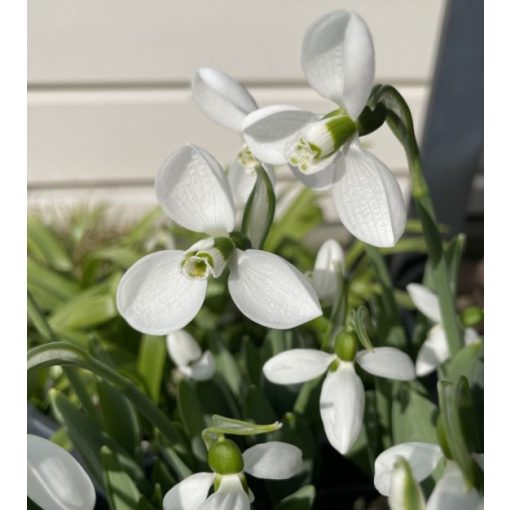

{"left": 192, "top": 68, "right": 258, "bottom": 132}
{"left": 301, "top": 11, "right": 375, "bottom": 118}
{"left": 181, "top": 351, "right": 216, "bottom": 381}
{"left": 332, "top": 141, "right": 407, "bottom": 247}
{"left": 228, "top": 249, "right": 322, "bottom": 329}
{"left": 167, "top": 329, "right": 203, "bottom": 367}
{"left": 320, "top": 363, "right": 365, "bottom": 454}
{"left": 199, "top": 475, "right": 250, "bottom": 510}
{"left": 374, "top": 442, "right": 443, "bottom": 496}
{"left": 426, "top": 463, "right": 483, "bottom": 510}
{"left": 228, "top": 160, "right": 257, "bottom": 209}
{"left": 27, "top": 434, "right": 96, "bottom": 510}
{"left": 155, "top": 144, "right": 235, "bottom": 236}
{"left": 356, "top": 347, "right": 416, "bottom": 381}
{"left": 243, "top": 442, "right": 304, "bottom": 480}
{"left": 406, "top": 284, "right": 442, "bottom": 323}
{"left": 163, "top": 472, "right": 214, "bottom": 510}
{"left": 228, "top": 161, "right": 275, "bottom": 209}
{"left": 242, "top": 105, "right": 318, "bottom": 165}
{"left": 464, "top": 327, "right": 480, "bottom": 346}
{"left": 289, "top": 154, "right": 339, "bottom": 191}
{"left": 116, "top": 251, "right": 207, "bottom": 335}
{"left": 312, "top": 239, "right": 344, "bottom": 302}
{"left": 263, "top": 349, "right": 335, "bottom": 385}
{"left": 415, "top": 325, "right": 450, "bottom": 377}
{"left": 472, "top": 453, "right": 484, "bottom": 471}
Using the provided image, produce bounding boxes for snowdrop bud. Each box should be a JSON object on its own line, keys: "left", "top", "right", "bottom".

{"left": 208, "top": 438, "right": 244, "bottom": 475}
{"left": 335, "top": 329, "right": 358, "bottom": 362}
{"left": 461, "top": 306, "right": 484, "bottom": 327}
{"left": 180, "top": 237, "right": 234, "bottom": 280}
{"left": 388, "top": 457, "right": 426, "bottom": 510}
{"left": 289, "top": 112, "right": 356, "bottom": 173}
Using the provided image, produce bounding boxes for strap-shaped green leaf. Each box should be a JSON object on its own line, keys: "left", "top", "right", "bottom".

{"left": 351, "top": 305, "right": 374, "bottom": 352}
{"left": 177, "top": 379, "right": 207, "bottom": 461}
{"left": 392, "top": 382, "right": 438, "bottom": 444}
{"left": 136, "top": 335, "right": 167, "bottom": 403}
{"left": 241, "top": 164, "right": 276, "bottom": 249}
{"left": 437, "top": 379, "right": 483, "bottom": 490}
{"left": 28, "top": 342, "right": 180, "bottom": 445}
{"left": 274, "top": 485, "right": 316, "bottom": 510}
{"left": 28, "top": 217, "right": 73, "bottom": 272}
{"left": 100, "top": 446, "right": 144, "bottom": 510}
{"left": 97, "top": 379, "right": 141, "bottom": 456}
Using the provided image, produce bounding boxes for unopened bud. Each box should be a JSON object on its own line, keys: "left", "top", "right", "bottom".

{"left": 334, "top": 329, "right": 358, "bottom": 362}
{"left": 461, "top": 306, "right": 484, "bottom": 327}
{"left": 208, "top": 438, "right": 244, "bottom": 475}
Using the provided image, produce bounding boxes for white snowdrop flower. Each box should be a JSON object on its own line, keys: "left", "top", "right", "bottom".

{"left": 263, "top": 331, "right": 415, "bottom": 455}
{"left": 376, "top": 442, "right": 484, "bottom": 510}
{"left": 116, "top": 144, "right": 321, "bottom": 335}
{"left": 167, "top": 330, "right": 215, "bottom": 381}
{"left": 310, "top": 239, "right": 344, "bottom": 304}
{"left": 407, "top": 284, "right": 480, "bottom": 377}
{"left": 27, "top": 434, "right": 96, "bottom": 510}
{"left": 162, "top": 438, "right": 303, "bottom": 510}
{"left": 241, "top": 11, "right": 407, "bottom": 248}
{"left": 191, "top": 68, "right": 275, "bottom": 208}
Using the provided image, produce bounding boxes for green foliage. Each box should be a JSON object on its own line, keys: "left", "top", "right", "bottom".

{"left": 27, "top": 190, "right": 482, "bottom": 509}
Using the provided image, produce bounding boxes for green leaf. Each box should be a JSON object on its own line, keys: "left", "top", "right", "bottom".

{"left": 49, "top": 288, "right": 116, "bottom": 331}
{"left": 101, "top": 446, "right": 143, "bottom": 510}
{"left": 447, "top": 340, "right": 484, "bottom": 391}
{"left": 97, "top": 379, "right": 141, "bottom": 456}
{"left": 28, "top": 258, "right": 80, "bottom": 300}
{"left": 155, "top": 430, "right": 194, "bottom": 481}
{"left": 392, "top": 382, "right": 438, "bottom": 443}
{"left": 241, "top": 165, "right": 276, "bottom": 249}
{"left": 27, "top": 292, "right": 54, "bottom": 341}
{"left": 28, "top": 217, "right": 73, "bottom": 272}
{"left": 209, "top": 415, "right": 281, "bottom": 436}
{"left": 208, "top": 335, "right": 242, "bottom": 397}
{"left": 438, "top": 380, "right": 483, "bottom": 490}
{"left": 29, "top": 342, "right": 181, "bottom": 445}
{"left": 351, "top": 305, "right": 375, "bottom": 351}
{"left": 274, "top": 485, "right": 316, "bottom": 510}
{"left": 136, "top": 335, "right": 167, "bottom": 403}
{"left": 87, "top": 247, "right": 141, "bottom": 269}
{"left": 264, "top": 187, "right": 323, "bottom": 253}
{"left": 177, "top": 379, "right": 207, "bottom": 461}
{"left": 444, "top": 233, "right": 466, "bottom": 296}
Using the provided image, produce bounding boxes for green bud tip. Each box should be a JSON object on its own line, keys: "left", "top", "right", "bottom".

{"left": 289, "top": 112, "right": 356, "bottom": 174}
{"left": 208, "top": 438, "right": 244, "bottom": 475}
{"left": 461, "top": 306, "right": 484, "bottom": 327}
{"left": 334, "top": 329, "right": 358, "bottom": 362}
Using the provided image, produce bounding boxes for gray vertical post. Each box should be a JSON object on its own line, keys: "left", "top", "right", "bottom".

{"left": 419, "top": 0, "right": 483, "bottom": 233}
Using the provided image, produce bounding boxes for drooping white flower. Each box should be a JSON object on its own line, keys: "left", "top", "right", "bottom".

{"left": 407, "top": 284, "right": 480, "bottom": 376}
{"left": 162, "top": 440, "right": 303, "bottom": 510}
{"left": 310, "top": 238, "right": 344, "bottom": 303}
{"left": 376, "top": 442, "right": 484, "bottom": 510}
{"left": 192, "top": 68, "right": 275, "bottom": 208}
{"left": 263, "top": 343, "right": 415, "bottom": 455}
{"left": 241, "top": 11, "right": 407, "bottom": 248}
{"left": 167, "top": 330, "right": 215, "bottom": 381}
{"left": 116, "top": 144, "right": 321, "bottom": 335}
{"left": 27, "top": 434, "right": 96, "bottom": 510}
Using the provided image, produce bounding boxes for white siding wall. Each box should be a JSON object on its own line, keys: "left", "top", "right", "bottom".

{"left": 28, "top": 0, "right": 446, "bottom": 226}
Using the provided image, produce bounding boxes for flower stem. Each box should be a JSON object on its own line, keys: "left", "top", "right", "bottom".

{"left": 368, "top": 85, "right": 463, "bottom": 355}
